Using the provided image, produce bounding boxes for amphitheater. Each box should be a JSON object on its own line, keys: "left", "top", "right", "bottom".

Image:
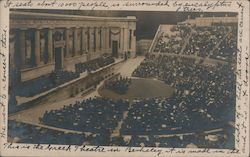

{"left": 8, "top": 11, "right": 237, "bottom": 149}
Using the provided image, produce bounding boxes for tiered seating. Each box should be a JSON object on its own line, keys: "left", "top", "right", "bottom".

{"left": 184, "top": 26, "right": 231, "bottom": 57}
{"left": 75, "top": 56, "right": 115, "bottom": 73}
{"left": 13, "top": 55, "right": 115, "bottom": 98}
{"left": 122, "top": 130, "right": 233, "bottom": 148}
{"left": 8, "top": 120, "right": 85, "bottom": 145}
{"left": 8, "top": 120, "right": 233, "bottom": 148}
{"left": 14, "top": 75, "right": 53, "bottom": 97}
{"left": 152, "top": 24, "right": 237, "bottom": 62}
{"left": 41, "top": 97, "right": 129, "bottom": 133}
{"left": 211, "top": 27, "right": 237, "bottom": 62}
{"left": 128, "top": 55, "right": 235, "bottom": 135}
{"left": 154, "top": 26, "right": 190, "bottom": 54}
{"left": 132, "top": 55, "right": 196, "bottom": 86}
{"left": 14, "top": 70, "right": 79, "bottom": 97}
{"left": 104, "top": 76, "right": 132, "bottom": 94}
{"left": 121, "top": 97, "right": 190, "bottom": 135}
{"left": 50, "top": 70, "right": 79, "bottom": 85}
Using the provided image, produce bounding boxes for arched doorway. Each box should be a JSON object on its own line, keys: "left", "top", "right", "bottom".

{"left": 55, "top": 47, "right": 62, "bottom": 70}
{"left": 112, "top": 40, "right": 118, "bottom": 57}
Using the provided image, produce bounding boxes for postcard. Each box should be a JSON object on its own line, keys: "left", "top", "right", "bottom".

{"left": 0, "top": 0, "right": 249, "bottom": 156}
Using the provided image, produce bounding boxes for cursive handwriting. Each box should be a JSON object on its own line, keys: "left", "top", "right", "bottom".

{"left": 174, "top": 0, "right": 232, "bottom": 12}
{"left": 3, "top": 0, "right": 233, "bottom": 12}
{"left": 0, "top": 25, "right": 8, "bottom": 140}
{"left": 125, "top": 146, "right": 163, "bottom": 156}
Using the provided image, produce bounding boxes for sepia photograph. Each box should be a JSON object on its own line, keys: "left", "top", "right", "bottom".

{"left": 7, "top": 9, "right": 238, "bottom": 149}
{"left": 0, "top": 0, "right": 249, "bottom": 156}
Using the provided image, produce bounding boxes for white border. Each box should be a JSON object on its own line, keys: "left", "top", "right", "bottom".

{"left": 0, "top": 0, "right": 249, "bottom": 156}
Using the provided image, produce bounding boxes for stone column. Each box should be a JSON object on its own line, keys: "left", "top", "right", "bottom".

{"left": 73, "top": 28, "right": 78, "bottom": 56}
{"left": 120, "top": 28, "right": 124, "bottom": 53}
{"left": 47, "top": 29, "right": 53, "bottom": 62}
{"left": 19, "top": 30, "right": 26, "bottom": 68}
{"left": 99, "top": 28, "right": 101, "bottom": 50}
{"left": 35, "top": 29, "right": 41, "bottom": 66}
{"left": 101, "top": 27, "right": 105, "bottom": 53}
{"left": 96, "top": 27, "right": 100, "bottom": 52}
{"left": 86, "top": 27, "right": 90, "bottom": 53}
{"left": 85, "top": 28, "right": 89, "bottom": 53}
{"left": 93, "top": 27, "right": 96, "bottom": 52}
{"left": 61, "top": 46, "right": 64, "bottom": 69}
{"left": 123, "top": 28, "right": 129, "bottom": 52}
{"left": 65, "top": 28, "right": 70, "bottom": 57}
{"left": 89, "top": 27, "right": 94, "bottom": 53}
{"left": 105, "top": 27, "right": 110, "bottom": 53}
{"left": 132, "top": 29, "right": 136, "bottom": 55}
{"left": 81, "top": 27, "right": 85, "bottom": 53}
{"left": 118, "top": 28, "right": 121, "bottom": 51}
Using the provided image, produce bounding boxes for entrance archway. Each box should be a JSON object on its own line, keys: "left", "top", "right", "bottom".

{"left": 112, "top": 40, "right": 118, "bottom": 57}
{"left": 55, "top": 47, "right": 63, "bottom": 71}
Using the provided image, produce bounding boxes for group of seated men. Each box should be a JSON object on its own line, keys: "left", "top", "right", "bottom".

{"left": 75, "top": 56, "right": 115, "bottom": 73}
{"left": 104, "top": 76, "right": 132, "bottom": 94}
{"left": 13, "top": 70, "right": 79, "bottom": 97}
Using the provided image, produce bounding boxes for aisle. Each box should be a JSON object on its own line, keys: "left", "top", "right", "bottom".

{"left": 119, "top": 56, "right": 145, "bottom": 77}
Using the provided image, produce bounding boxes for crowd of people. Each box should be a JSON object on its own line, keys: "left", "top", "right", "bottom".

{"left": 153, "top": 24, "right": 237, "bottom": 62}
{"left": 8, "top": 120, "right": 113, "bottom": 146}
{"left": 154, "top": 25, "right": 191, "bottom": 54}
{"left": 104, "top": 76, "right": 132, "bottom": 94}
{"left": 210, "top": 25, "right": 237, "bottom": 62}
{"left": 130, "top": 55, "right": 235, "bottom": 135}
{"left": 41, "top": 97, "right": 129, "bottom": 133}
{"left": 75, "top": 56, "right": 115, "bottom": 73}
{"left": 8, "top": 120, "right": 85, "bottom": 145}
{"left": 10, "top": 53, "right": 235, "bottom": 148}
{"left": 9, "top": 20, "right": 237, "bottom": 148}
{"left": 184, "top": 25, "right": 237, "bottom": 61}
{"left": 49, "top": 70, "right": 79, "bottom": 86}
{"left": 13, "top": 70, "right": 79, "bottom": 97}
{"left": 120, "top": 129, "right": 234, "bottom": 148}
{"left": 35, "top": 54, "right": 235, "bottom": 146}
{"left": 8, "top": 120, "right": 233, "bottom": 148}
{"left": 11, "top": 55, "right": 115, "bottom": 98}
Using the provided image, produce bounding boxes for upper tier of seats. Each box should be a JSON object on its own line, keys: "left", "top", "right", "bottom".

{"left": 151, "top": 24, "right": 237, "bottom": 62}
